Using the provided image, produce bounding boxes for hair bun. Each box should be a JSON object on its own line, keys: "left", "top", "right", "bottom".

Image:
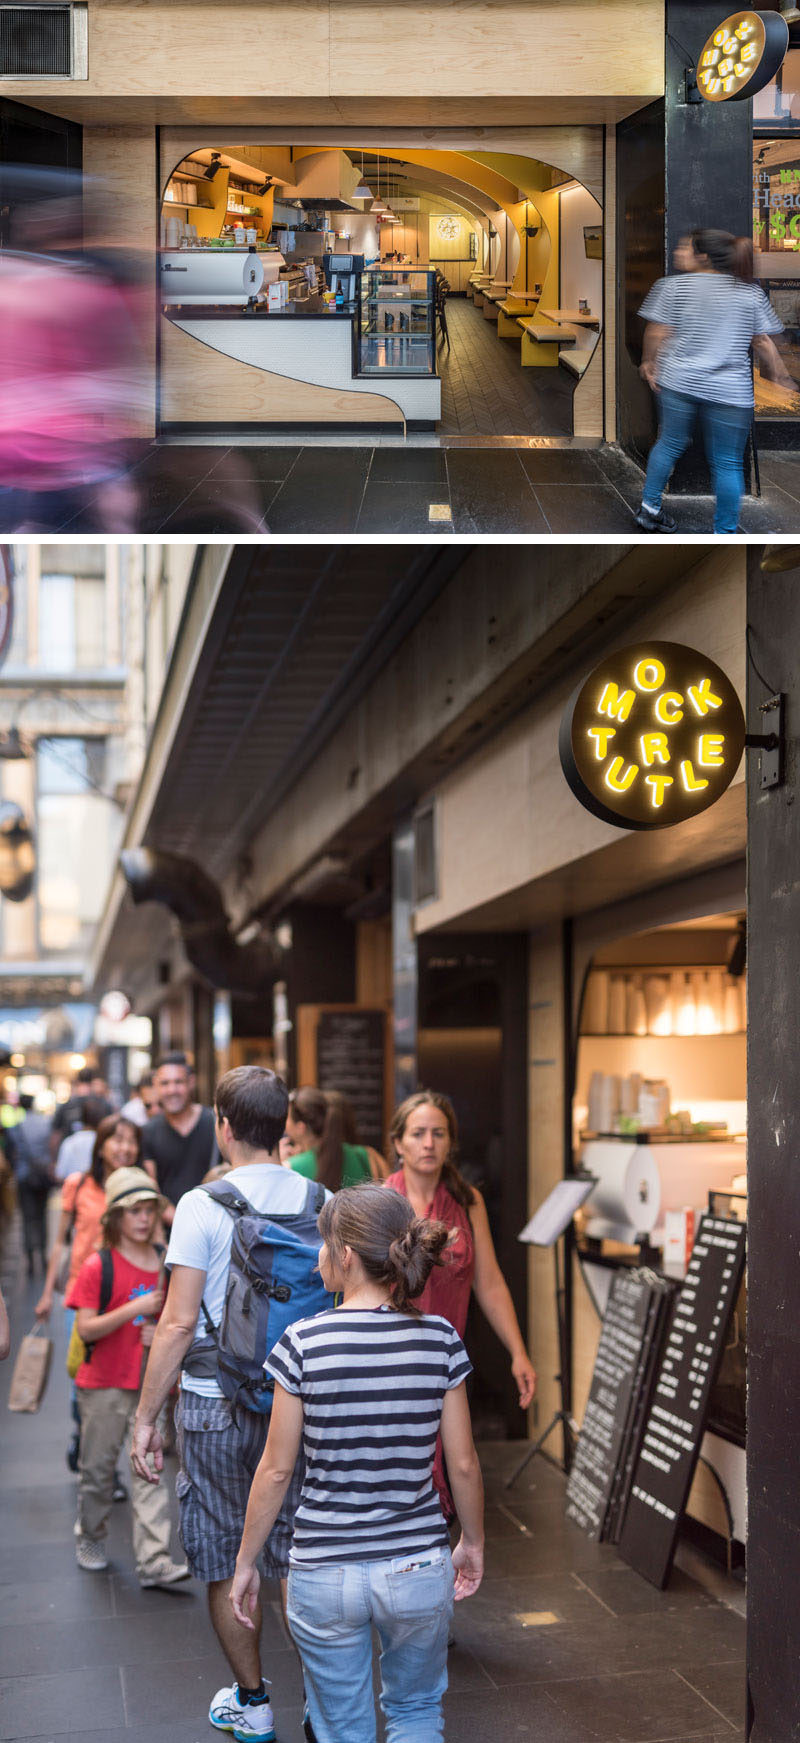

{"left": 387, "top": 1216, "right": 449, "bottom": 1311}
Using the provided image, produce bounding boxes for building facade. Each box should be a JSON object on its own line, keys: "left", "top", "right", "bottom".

{"left": 0, "top": 541, "right": 195, "bottom": 1101}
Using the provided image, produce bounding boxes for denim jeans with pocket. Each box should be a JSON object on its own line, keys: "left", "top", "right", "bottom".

{"left": 287, "top": 1547, "right": 454, "bottom": 1743}
{"left": 642, "top": 386, "right": 752, "bottom": 533}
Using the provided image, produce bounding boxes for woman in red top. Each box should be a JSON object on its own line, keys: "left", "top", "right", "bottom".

{"left": 67, "top": 1166, "right": 189, "bottom": 1587}
{"left": 385, "top": 1090, "right": 536, "bottom": 1516}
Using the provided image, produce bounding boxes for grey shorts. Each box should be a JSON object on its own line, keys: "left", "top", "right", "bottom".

{"left": 175, "top": 1390, "right": 302, "bottom": 1583}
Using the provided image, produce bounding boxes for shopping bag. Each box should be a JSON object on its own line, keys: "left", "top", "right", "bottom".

{"left": 8, "top": 1324, "right": 53, "bottom": 1412}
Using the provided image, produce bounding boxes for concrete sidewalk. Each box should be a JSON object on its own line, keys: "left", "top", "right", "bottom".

{"left": 0, "top": 1242, "right": 745, "bottom": 1743}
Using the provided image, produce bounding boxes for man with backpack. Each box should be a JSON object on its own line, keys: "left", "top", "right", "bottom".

{"left": 7, "top": 1093, "right": 55, "bottom": 1277}
{"left": 131, "top": 1066, "right": 331, "bottom": 1743}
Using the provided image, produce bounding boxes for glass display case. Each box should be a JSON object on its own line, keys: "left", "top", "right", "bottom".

{"left": 357, "top": 269, "right": 436, "bottom": 376}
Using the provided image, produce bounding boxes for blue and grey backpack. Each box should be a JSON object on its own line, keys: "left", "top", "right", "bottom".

{"left": 188, "top": 1177, "right": 330, "bottom": 1414}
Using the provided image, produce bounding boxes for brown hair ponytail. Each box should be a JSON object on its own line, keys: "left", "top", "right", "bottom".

{"left": 318, "top": 1183, "right": 449, "bottom": 1314}
{"left": 290, "top": 1086, "right": 346, "bottom": 1191}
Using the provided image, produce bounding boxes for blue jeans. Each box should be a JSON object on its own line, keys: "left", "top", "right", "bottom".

{"left": 642, "top": 387, "right": 752, "bottom": 533}
{"left": 287, "top": 1549, "right": 454, "bottom": 1743}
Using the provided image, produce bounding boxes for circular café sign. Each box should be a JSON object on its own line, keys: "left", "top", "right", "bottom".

{"left": 698, "top": 10, "right": 788, "bottom": 103}
{"left": 558, "top": 642, "right": 745, "bottom": 831}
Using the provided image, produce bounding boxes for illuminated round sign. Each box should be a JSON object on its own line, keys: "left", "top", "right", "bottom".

{"left": 698, "top": 10, "right": 788, "bottom": 103}
{"left": 437, "top": 215, "right": 460, "bottom": 240}
{"left": 558, "top": 642, "right": 745, "bottom": 831}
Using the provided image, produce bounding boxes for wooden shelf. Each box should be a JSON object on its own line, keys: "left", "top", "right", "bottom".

{"left": 580, "top": 1030, "right": 745, "bottom": 1039}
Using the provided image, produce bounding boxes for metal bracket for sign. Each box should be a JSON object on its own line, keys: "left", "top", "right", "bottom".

{"left": 744, "top": 693, "right": 785, "bottom": 789}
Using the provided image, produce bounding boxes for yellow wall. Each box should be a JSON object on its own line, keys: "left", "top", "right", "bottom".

{"left": 428, "top": 214, "right": 476, "bottom": 260}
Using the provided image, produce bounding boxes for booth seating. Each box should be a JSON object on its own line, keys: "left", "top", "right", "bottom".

{"left": 537, "top": 307, "right": 600, "bottom": 378}
{"left": 516, "top": 314, "right": 580, "bottom": 367}
{"left": 496, "top": 294, "right": 541, "bottom": 338}
{"left": 472, "top": 276, "right": 498, "bottom": 310}
{"left": 467, "top": 273, "right": 492, "bottom": 302}
{"left": 481, "top": 281, "right": 514, "bottom": 320}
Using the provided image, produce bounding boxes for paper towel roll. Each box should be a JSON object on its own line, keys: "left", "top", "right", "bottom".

{"left": 160, "top": 250, "right": 265, "bottom": 304}
{"left": 584, "top": 1140, "right": 662, "bottom": 1235}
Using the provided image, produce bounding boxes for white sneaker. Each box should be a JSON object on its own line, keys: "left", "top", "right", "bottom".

{"left": 209, "top": 1684, "right": 275, "bottom": 1743}
{"left": 76, "top": 1535, "right": 108, "bottom": 1572}
{"left": 139, "top": 1558, "right": 191, "bottom": 1589}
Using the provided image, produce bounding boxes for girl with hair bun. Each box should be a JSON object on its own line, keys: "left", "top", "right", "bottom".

{"left": 386, "top": 1090, "right": 536, "bottom": 1518}
{"left": 231, "top": 1184, "right": 484, "bottom": 1743}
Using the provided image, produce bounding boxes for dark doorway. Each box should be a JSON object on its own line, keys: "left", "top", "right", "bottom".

{"left": 417, "top": 932, "right": 528, "bottom": 1438}
{"left": 616, "top": 98, "right": 665, "bottom": 469}
{"left": 0, "top": 98, "right": 81, "bottom": 244}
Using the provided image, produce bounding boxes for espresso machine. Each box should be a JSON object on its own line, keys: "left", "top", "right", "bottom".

{"left": 322, "top": 252, "right": 364, "bottom": 304}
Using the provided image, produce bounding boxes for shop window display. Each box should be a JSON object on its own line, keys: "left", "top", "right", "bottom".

{"left": 754, "top": 53, "right": 800, "bottom": 419}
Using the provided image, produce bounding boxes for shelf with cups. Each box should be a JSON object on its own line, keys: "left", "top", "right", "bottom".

{"left": 580, "top": 966, "right": 745, "bottom": 1041}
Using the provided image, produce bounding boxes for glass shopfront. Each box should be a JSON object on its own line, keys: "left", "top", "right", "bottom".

{"left": 754, "top": 54, "right": 800, "bottom": 425}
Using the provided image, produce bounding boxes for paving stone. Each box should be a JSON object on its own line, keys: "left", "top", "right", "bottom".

{"left": 0, "top": 1261, "right": 745, "bottom": 1743}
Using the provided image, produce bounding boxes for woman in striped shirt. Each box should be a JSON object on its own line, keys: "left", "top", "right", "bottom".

{"left": 230, "top": 1183, "right": 485, "bottom": 1743}
{"left": 636, "top": 228, "right": 796, "bottom": 534}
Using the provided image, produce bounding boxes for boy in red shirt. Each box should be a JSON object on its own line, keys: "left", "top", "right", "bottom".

{"left": 67, "top": 1167, "right": 189, "bottom": 1586}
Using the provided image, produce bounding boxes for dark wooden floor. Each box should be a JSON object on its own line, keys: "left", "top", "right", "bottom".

{"left": 438, "top": 296, "right": 575, "bottom": 437}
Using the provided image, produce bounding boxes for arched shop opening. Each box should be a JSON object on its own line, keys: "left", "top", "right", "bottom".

{"left": 571, "top": 909, "right": 747, "bottom": 1568}
{"left": 158, "top": 137, "right": 604, "bottom": 441}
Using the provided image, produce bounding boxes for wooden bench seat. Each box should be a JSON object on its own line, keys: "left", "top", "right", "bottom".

{"left": 497, "top": 296, "right": 539, "bottom": 338}
{"left": 516, "top": 317, "right": 580, "bottom": 368}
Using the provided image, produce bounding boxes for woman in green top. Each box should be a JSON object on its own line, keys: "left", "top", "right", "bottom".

{"left": 287, "top": 1087, "right": 387, "bottom": 1191}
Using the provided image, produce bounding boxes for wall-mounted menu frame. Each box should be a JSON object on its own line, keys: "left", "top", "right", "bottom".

{"left": 617, "top": 1214, "right": 747, "bottom": 1587}
{"left": 296, "top": 1003, "right": 389, "bottom": 1154}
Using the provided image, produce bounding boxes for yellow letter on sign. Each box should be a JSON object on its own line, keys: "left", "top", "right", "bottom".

{"left": 688, "top": 677, "right": 723, "bottom": 715}
{"left": 639, "top": 731, "right": 670, "bottom": 767}
{"left": 597, "top": 682, "right": 635, "bottom": 722}
{"left": 654, "top": 692, "right": 684, "bottom": 725}
{"left": 605, "top": 757, "right": 638, "bottom": 794}
{"left": 680, "top": 760, "right": 709, "bottom": 793}
{"left": 645, "top": 774, "right": 674, "bottom": 809}
{"left": 633, "top": 658, "right": 666, "bottom": 692}
{"left": 698, "top": 733, "right": 726, "bottom": 767}
{"left": 587, "top": 726, "right": 616, "bottom": 760}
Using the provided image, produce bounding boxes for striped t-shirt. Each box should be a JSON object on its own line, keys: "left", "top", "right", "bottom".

{"left": 639, "top": 273, "right": 782, "bottom": 408}
{"left": 266, "top": 1305, "right": 472, "bottom": 1567}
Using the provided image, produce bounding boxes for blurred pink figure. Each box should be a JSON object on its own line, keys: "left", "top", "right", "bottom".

{"left": 0, "top": 167, "right": 148, "bottom": 531}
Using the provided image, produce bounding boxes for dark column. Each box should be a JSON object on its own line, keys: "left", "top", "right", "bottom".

{"left": 746, "top": 560, "right": 800, "bottom": 1740}
{"left": 283, "top": 902, "right": 356, "bottom": 1084}
{"left": 665, "top": 3, "right": 752, "bottom": 255}
{"left": 616, "top": 99, "right": 666, "bottom": 468}
{"left": 665, "top": 1, "right": 754, "bottom": 491}
{"left": 191, "top": 982, "right": 216, "bottom": 1106}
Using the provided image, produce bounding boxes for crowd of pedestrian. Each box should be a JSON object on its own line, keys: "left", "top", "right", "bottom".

{"left": 1, "top": 1055, "right": 536, "bottom": 1742}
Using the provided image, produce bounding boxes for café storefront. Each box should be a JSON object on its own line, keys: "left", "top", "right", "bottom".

{"left": 0, "top": 0, "right": 667, "bottom": 448}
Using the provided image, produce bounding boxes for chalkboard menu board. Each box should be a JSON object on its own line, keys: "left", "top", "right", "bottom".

{"left": 566, "top": 1269, "right": 673, "bottom": 1541}
{"left": 315, "top": 1008, "right": 386, "bottom": 1152}
{"left": 617, "top": 1214, "right": 746, "bottom": 1589}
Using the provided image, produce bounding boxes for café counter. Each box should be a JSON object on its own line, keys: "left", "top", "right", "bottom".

{"left": 160, "top": 269, "right": 442, "bottom": 431}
